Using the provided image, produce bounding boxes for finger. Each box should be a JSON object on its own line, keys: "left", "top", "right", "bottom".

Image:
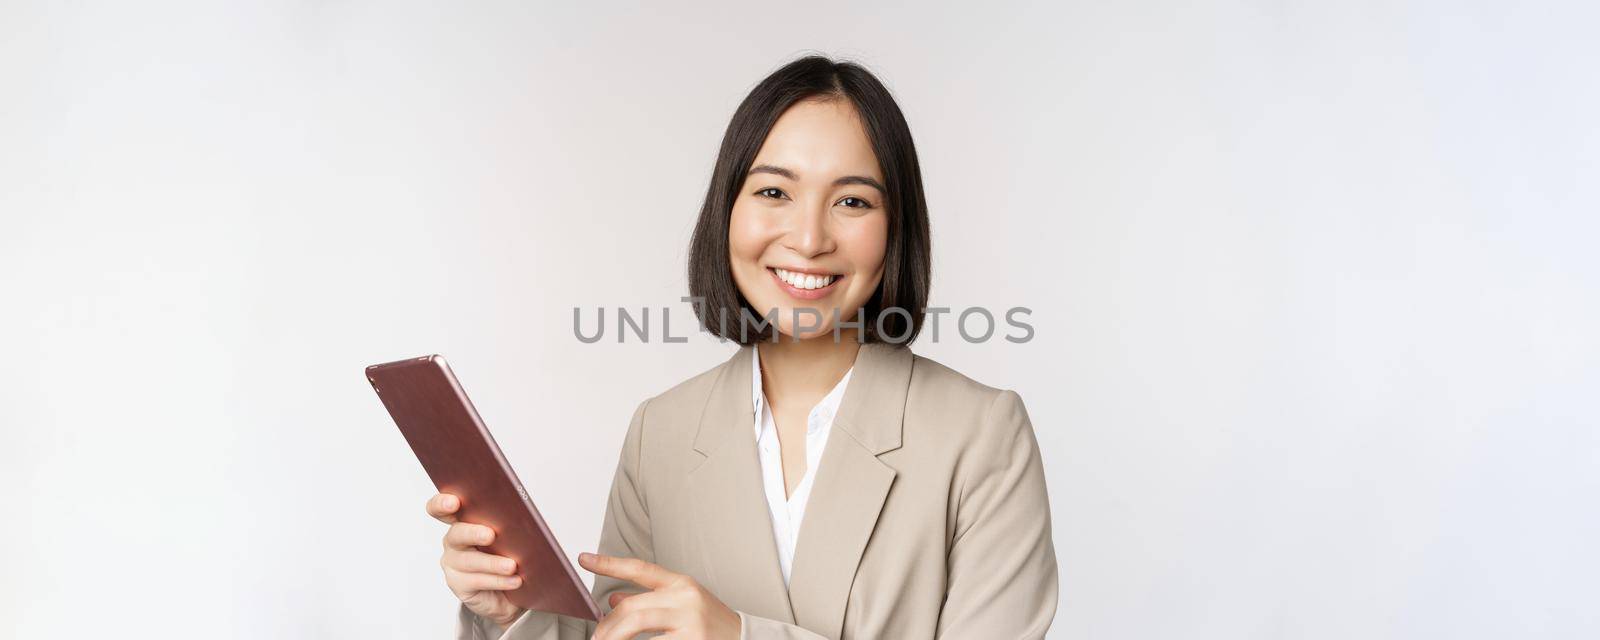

{"left": 444, "top": 522, "right": 496, "bottom": 550}
{"left": 444, "top": 567, "right": 523, "bottom": 594}
{"left": 447, "top": 549, "right": 518, "bottom": 576}
{"left": 593, "top": 588, "right": 675, "bottom": 640}
{"left": 426, "top": 493, "right": 461, "bottom": 523}
{"left": 594, "top": 588, "right": 653, "bottom": 634}
{"left": 593, "top": 604, "right": 673, "bottom": 640}
{"left": 606, "top": 590, "right": 644, "bottom": 609}
{"left": 579, "top": 552, "right": 673, "bottom": 590}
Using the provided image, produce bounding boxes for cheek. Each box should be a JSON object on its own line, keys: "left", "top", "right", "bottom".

{"left": 726, "top": 202, "right": 768, "bottom": 263}
{"left": 845, "top": 215, "right": 890, "bottom": 286}
{"left": 727, "top": 201, "right": 780, "bottom": 305}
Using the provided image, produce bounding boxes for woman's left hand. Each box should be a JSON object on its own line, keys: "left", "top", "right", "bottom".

{"left": 580, "top": 552, "right": 741, "bottom": 640}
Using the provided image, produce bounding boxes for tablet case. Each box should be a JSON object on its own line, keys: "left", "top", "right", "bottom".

{"left": 366, "top": 355, "right": 602, "bottom": 621}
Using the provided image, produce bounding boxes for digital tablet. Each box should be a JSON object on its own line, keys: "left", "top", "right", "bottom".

{"left": 365, "top": 355, "right": 601, "bottom": 621}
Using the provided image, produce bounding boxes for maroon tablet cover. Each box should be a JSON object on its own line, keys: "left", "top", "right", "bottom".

{"left": 366, "top": 355, "right": 601, "bottom": 621}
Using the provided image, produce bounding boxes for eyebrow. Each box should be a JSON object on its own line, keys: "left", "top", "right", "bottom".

{"left": 749, "top": 164, "right": 887, "bottom": 195}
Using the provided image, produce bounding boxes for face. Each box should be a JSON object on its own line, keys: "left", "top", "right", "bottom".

{"left": 728, "top": 97, "right": 890, "bottom": 341}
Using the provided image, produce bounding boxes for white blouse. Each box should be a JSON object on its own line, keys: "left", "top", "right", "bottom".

{"left": 749, "top": 347, "right": 854, "bottom": 587}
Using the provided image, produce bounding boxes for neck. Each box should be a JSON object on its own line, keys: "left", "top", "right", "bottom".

{"left": 756, "top": 330, "right": 862, "bottom": 405}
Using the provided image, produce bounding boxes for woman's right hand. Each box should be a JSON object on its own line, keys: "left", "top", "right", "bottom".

{"left": 427, "top": 493, "right": 526, "bottom": 627}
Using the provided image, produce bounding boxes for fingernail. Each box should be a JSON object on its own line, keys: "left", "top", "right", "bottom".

{"left": 579, "top": 552, "right": 593, "bottom": 563}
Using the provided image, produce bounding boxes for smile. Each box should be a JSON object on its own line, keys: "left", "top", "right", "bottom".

{"left": 769, "top": 267, "right": 841, "bottom": 300}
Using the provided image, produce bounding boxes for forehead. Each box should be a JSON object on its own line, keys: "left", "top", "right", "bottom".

{"left": 752, "top": 98, "right": 883, "bottom": 181}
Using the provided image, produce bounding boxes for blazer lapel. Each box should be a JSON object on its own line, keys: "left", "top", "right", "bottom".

{"left": 688, "top": 346, "right": 796, "bottom": 624}
{"left": 787, "top": 342, "right": 912, "bottom": 639}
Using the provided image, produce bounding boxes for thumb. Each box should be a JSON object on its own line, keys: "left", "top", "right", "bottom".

{"left": 427, "top": 493, "right": 461, "bottom": 523}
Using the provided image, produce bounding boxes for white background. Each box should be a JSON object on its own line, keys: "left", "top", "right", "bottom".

{"left": 3, "top": 1, "right": 1597, "bottom": 638}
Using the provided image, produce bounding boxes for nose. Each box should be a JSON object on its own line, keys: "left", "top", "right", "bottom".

{"left": 781, "top": 199, "right": 836, "bottom": 258}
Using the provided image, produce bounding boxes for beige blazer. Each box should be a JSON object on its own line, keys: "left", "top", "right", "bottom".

{"left": 459, "top": 343, "right": 1057, "bottom": 639}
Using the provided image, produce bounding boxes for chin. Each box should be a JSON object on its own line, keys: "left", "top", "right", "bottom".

{"left": 763, "top": 319, "right": 818, "bottom": 342}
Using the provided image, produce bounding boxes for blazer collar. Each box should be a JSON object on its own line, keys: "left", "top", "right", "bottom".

{"left": 688, "top": 341, "right": 911, "bottom": 638}
{"left": 693, "top": 341, "right": 911, "bottom": 457}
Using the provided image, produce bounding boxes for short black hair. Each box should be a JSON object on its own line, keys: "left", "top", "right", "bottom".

{"left": 686, "top": 55, "right": 931, "bottom": 345}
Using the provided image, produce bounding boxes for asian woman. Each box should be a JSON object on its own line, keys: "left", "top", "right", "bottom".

{"left": 427, "top": 55, "right": 1058, "bottom": 640}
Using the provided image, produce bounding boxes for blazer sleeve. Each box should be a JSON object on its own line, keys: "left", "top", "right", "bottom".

{"left": 454, "top": 398, "right": 656, "bottom": 640}
{"left": 735, "top": 612, "right": 828, "bottom": 639}
{"left": 935, "top": 389, "right": 1059, "bottom": 639}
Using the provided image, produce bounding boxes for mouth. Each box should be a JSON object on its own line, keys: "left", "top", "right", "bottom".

{"left": 768, "top": 266, "right": 843, "bottom": 300}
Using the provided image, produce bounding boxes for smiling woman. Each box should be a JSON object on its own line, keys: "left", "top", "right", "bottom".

{"left": 689, "top": 57, "right": 930, "bottom": 345}
{"left": 432, "top": 55, "right": 1057, "bottom": 640}
{"left": 726, "top": 99, "right": 892, "bottom": 331}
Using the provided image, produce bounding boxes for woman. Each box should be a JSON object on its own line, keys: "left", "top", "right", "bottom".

{"left": 428, "top": 56, "right": 1058, "bottom": 639}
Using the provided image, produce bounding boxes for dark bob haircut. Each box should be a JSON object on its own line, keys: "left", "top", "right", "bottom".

{"left": 686, "top": 55, "right": 932, "bottom": 345}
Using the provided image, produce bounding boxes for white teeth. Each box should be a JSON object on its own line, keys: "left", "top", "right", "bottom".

{"left": 774, "top": 268, "right": 836, "bottom": 290}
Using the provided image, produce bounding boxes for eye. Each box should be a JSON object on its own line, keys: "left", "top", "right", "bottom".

{"left": 836, "top": 196, "right": 875, "bottom": 209}
{"left": 756, "top": 187, "right": 789, "bottom": 200}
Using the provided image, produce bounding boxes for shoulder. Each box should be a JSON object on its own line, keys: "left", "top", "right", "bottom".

{"left": 903, "top": 352, "right": 1033, "bottom": 452}
{"left": 638, "top": 351, "right": 738, "bottom": 417}
{"left": 907, "top": 352, "right": 1025, "bottom": 419}
{"left": 615, "top": 349, "right": 743, "bottom": 453}
{"left": 906, "top": 353, "right": 1002, "bottom": 402}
